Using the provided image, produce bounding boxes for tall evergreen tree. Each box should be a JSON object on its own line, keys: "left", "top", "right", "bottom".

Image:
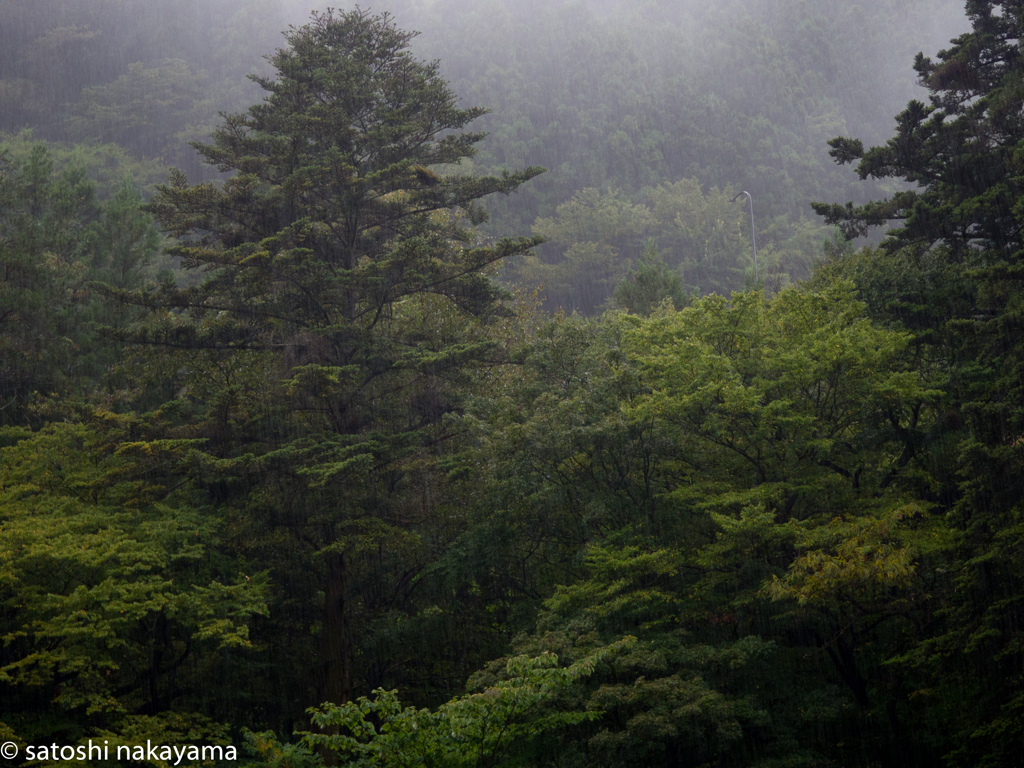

{"left": 813, "top": 4, "right": 1024, "bottom": 765}
{"left": 104, "top": 8, "right": 543, "bottom": 710}
{"left": 811, "top": 0, "right": 1024, "bottom": 260}
{"left": 129, "top": 8, "right": 543, "bottom": 351}
{"left": 0, "top": 145, "right": 94, "bottom": 421}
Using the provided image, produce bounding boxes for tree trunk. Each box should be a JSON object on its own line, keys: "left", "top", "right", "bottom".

{"left": 321, "top": 550, "right": 351, "bottom": 705}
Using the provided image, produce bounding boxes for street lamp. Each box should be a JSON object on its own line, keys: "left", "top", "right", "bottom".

{"left": 731, "top": 190, "right": 757, "bottom": 286}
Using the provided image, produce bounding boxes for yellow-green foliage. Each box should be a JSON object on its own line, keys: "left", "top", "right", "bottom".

{"left": 0, "top": 418, "right": 265, "bottom": 738}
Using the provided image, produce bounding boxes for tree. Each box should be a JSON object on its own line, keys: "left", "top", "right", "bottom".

{"left": 613, "top": 239, "right": 687, "bottom": 315}
{"left": 811, "top": 1, "right": 1024, "bottom": 260}
{"left": 0, "top": 139, "right": 163, "bottom": 424}
{"left": 245, "top": 641, "right": 633, "bottom": 768}
{"left": 459, "top": 284, "right": 941, "bottom": 766}
{"left": 0, "top": 129, "right": 168, "bottom": 200}
{"left": 0, "top": 417, "right": 265, "bottom": 748}
{"left": 65, "top": 58, "right": 216, "bottom": 169}
{"left": 619, "top": 285, "right": 940, "bottom": 765}
{"left": 646, "top": 178, "right": 750, "bottom": 296}
{"left": 812, "top": 8, "right": 1024, "bottom": 764}
{"left": 90, "top": 179, "right": 160, "bottom": 291}
{"left": 122, "top": 7, "right": 545, "bottom": 357}
{"left": 0, "top": 144, "right": 97, "bottom": 422}
{"left": 105, "top": 8, "right": 544, "bottom": 709}
{"left": 519, "top": 187, "right": 651, "bottom": 313}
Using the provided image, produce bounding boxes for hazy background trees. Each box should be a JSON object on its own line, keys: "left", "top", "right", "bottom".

{"left": 1, "top": 0, "right": 969, "bottom": 309}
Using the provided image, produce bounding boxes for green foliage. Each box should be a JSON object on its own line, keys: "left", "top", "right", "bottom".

{"left": 0, "top": 139, "right": 162, "bottom": 422}
{"left": 809, "top": 7, "right": 1024, "bottom": 762}
{"left": 0, "top": 130, "right": 168, "bottom": 199}
{"left": 400, "top": 0, "right": 964, "bottom": 229}
{"left": 516, "top": 187, "right": 649, "bottom": 312}
{"left": 0, "top": 0, "right": 290, "bottom": 179}
{"left": 614, "top": 239, "right": 688, "bottom": 315}
{"left": 812, "top": 1, "right": 1024, "bottom": 262}
{"left": 461, "top": 282, "right": 946, "bottom": 765}
{"left": 0, "top": 143, "right": 98, "bottom": 420}
{"left": 627, "top": 283, "right": 937, "bottom": 510}
{"left": 6, "top": 4, "right": 1024, "bottom": 767}
{"left": 245, "top": 641, "right": 632, "bottom": 768}
{"left": 532, "top": 187, "right": 652, "bottom": 246}
{"left": 123, "top": 8, "right": 544, "bottom": 355}
{"left": 0, "top": 417, "right": 265, "bottom": 744}
{"left": 765, "top": 504, "right": 923, "bottom": 608}
{"left": 66, "top": 58, "right": 216, "bottom": 170}
{"left": 514, "top": 179, "right": 831, "bottom": 312}
{"left": 91, "top": 179, "right": 160, "bottom": 291}
{"left": 646, "top": 179, "right": 750, "bottom": 296}
{"left": 99, "top": 7, "right": 547, "bottom": 713}
{"left": 812, "top": 249, "right": 1024, "bottom": 768}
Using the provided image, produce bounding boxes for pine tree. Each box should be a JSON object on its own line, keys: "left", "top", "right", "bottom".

{"left": 0, "top": 144, "right": 98, "bottom": 422}
{"left": 123, "top": 7, "right": 543, "bottom": 354}
{"left": 812, "top": 5, "right": 1024, "bottom": 764}
{"left": 613, "top": 238, "right": 687, "bottom": 315}
{"left": 105, "top": 8, "right": 544, "bottom": 709}
{"left": 811, "top": 0, "right": 1024, "bottom": 261}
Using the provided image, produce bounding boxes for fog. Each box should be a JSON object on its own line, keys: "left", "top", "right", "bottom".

{"left": 0, "top": 0, "right": 971, "bottom": 308}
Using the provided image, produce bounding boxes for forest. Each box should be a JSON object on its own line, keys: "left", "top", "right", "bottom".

{"left": 1, "top": 0, "right": 1022, "bottom": 766}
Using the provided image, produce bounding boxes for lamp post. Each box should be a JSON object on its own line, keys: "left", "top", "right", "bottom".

{"left": 731, "top": 190, "right": 757, "bottom": 286}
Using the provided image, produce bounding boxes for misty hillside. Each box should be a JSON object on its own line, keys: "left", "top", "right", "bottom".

{"left": 1, "top": 0, "right": 968, "bottom": 308}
